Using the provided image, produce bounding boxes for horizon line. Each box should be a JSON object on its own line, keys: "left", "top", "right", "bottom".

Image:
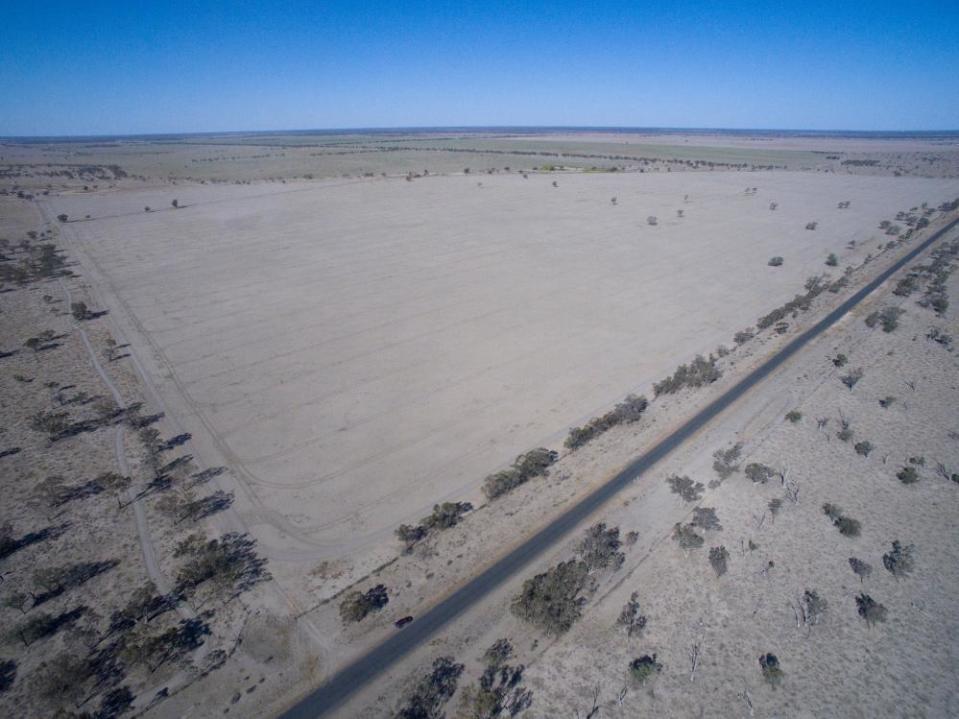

{"left": 3, "top": 125, "right": 959, "bottom": 142}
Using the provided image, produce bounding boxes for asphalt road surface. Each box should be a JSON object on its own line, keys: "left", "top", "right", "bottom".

{"left": 281, "top": 216, "right": 958, "bottom": 719}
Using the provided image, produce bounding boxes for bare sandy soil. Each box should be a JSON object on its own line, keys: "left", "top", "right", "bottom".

{"left": 44, "top": 173, "right": 959, "bottom": 570}
{"left": 2, "top": 133, "right": 958, "bottom": 719}
{"left": 324, "top": 218, "right": 959, "bottom": 719}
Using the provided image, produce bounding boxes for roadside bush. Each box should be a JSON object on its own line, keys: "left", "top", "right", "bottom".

{"left": 708, "top": 546, "right": 728, "bottom": 576}
{"left": 339, "top": 584, "right": 389, "bottom": 623}
{"left": 734, "top": 328, "right": 755, "bottom": 344}
{"left": 882, "top": 540, "right": 914, "bottom": 577}
{"left": 823, "top": 503, "right": 860, "bottom": 537}
{"left": 666, "top": 475, "right": 703, "bottom": 502}
{"left": 576, "top": 523, "right": 625, "bottom": 572}
{"left": 483, "top": 447, "right": 558, "bottom": 499}
{"left": 756, "top": 276, "right": 826, "bottom": 330}
{"left": 396, "top": 501, "right": 474, "bottom": 549}
{"left": 759, "top": 653, "right": 783, "bottom": 687}
{"left": 855, "top": 593, "right": 887, "bottom": 625}
{"left": 511, "top": 560, "right": 589, "bottom": 635}
{"left": 565, "top": 394, "right": 647, "bottom": 450}
{"left": 768, "top": 256, "right": 783, "bottom": 267}
{"left": 653, "top": 355, "right": 720, "bottom": 396}
{"left": 396, "top": 656, "right": 464, "bottom": 719}
{"left": 628, "top": 654, "right": 662, "bottom": 684}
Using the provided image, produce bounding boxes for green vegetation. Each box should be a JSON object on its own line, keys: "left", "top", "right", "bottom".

{"left": 483, "top": 448, "right": 558, "bottom": 499}
{"left": 565, "top": 394, "right": 647, "bottom": 450}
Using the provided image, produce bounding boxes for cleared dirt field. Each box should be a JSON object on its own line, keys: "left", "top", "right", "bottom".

{"left": 46, "top": 170, "right": 959, "bottom": 557}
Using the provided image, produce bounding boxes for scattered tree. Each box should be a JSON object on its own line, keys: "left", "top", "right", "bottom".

{"left": 628, "top": 654, "right": 662, "bottom": 685}
{"left": 855, "top": 593, "right": 887, "bottom": 625}
{"left": 616, "top": 592, "right": 647, "bottom": 638}
{"left": 759, "top": 653, "right": 783, "bottom": 686}
{"left": 849, "top": 557, "right": 871, "bottom": 583}
{"left": 339, "top": 584, "right": 389, "bottom": 623}
{"left": 666, "top": 475, "right": 703, "bottom": 502}
{"left": 882, "top": 541, "right": 914, "bottom": 577}
{"left": 708, "top": 546, "right": 729, "bottom": 576}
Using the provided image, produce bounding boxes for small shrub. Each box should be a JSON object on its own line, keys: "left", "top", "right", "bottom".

{"left": 801, "top": 590, "right": 827, "bottom": 625}
{"left": 759, "top": 653, "right": 783, "bottom": 686}
{"left": 647, "top": 216, "right": 658, "bottom": 226}
{"left": 785, "top": 410, "right": 802, "bottom": 423}
{"left": 831, "top": 353, "right": 848, "bottom": 367}
{"left": 878, "top": 396, "right": 895, "bottom": 409}
{"left": 339, "top": 584, "right": 389, "bottom": 623}
{"left": 849, "top": 557, "right": 871, "bottom": 582}
{"left": 708, "top": 546, "right": 728, "bottom": 576}
{"left": 825, "top": 253, "right": 838, "bottom": 266}
{"left": 856, "top": 593, "right": 887, "bottom": 625}
{"left": 70, "top": 301, "right": 89, "bottom": 320}
{"left": 57, "top": 214, "right": 68, "bottom": 223}
{"left": 734, "top": 328, "right": 755, "bottom": 345}
{"left": 896, "top": 466, "right": 918, "bottom": 484}
{"left": 666, "top": 475, "right": 703, "bottom": 502}
{"left": 840, "top": 368, "right": 863, "bottom": 389}
{"left": 744, "top": 462, "right": 775, "bottom": 484}
{"left": 882, "top": 540, "right": 914, "bottom": 577}
{"left": 768, "top": 256, "right": 784, "bottom": 267}
{"left": 628, "top": 654, "right": 662, "bottom": 684}
{"left": 806, "top": 221, "right": 818, "bottom": 230}
{"left": 768, "top": 498, "right": 783, "bottom": 517}
{"left": 854, "top": 441, "right": 873, "bottom": 457}
{"left": 672, "top": 523, "right": 704, "bottom": 550}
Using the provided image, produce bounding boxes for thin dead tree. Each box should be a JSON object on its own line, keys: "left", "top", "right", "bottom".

{"left": 688, "top": 620, "right": 706, "bottom": 682}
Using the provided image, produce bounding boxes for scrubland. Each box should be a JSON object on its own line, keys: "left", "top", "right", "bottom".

{"left": 1, "top": 131, "right": 958, "bottom": 718}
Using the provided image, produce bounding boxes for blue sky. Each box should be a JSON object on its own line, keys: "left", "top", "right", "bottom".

{"left": 1, "top": 1, "right": 957, "bottom": 136}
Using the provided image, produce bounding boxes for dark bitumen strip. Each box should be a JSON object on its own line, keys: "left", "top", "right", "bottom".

{"left": 281, "top": 217, "right": 959, "bottom": 719}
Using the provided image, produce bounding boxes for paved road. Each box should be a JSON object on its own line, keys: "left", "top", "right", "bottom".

{"left": 284, "top": 217, "right": 956, "bottom": 719}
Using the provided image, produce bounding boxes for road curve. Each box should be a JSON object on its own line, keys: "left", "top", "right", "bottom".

{"left": 288, "top": 217, "right": 957, "bottom": 719}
